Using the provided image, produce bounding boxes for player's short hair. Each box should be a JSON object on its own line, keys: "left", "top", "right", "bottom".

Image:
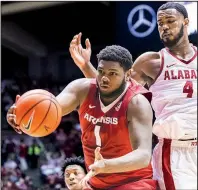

{"left": 61, "top": 156, "right": 86, "bottom": 176}
{"left": 97, "top": 45, "right": 133, "bottom": 71}
{"left": 158, "top": 2, "right": 188, "bottom": 19}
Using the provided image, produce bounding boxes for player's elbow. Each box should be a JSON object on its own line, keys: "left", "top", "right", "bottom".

{"left": 139, "top": 150, "right": 151, "bottom": 168}
{"left": 131, "top": 149, "right": 151, "bottom": 169}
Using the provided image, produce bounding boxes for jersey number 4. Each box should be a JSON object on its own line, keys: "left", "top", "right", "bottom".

{"left": 183, "top": 81, "right": 193, "bottom": 98}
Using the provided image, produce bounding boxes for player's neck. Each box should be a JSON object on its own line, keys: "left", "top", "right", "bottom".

{"left": 100, "top": 83, "right": 127, "bottom": 106}
{"left": 100, "top": 94, "right": 121, "bottom": 106}
{"left": 166, "top": 37, "right": 193, "bottom": 59}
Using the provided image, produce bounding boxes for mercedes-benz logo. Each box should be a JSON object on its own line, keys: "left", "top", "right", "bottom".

{"left": 127, "top": 4, "right": 156, "bottom": 38}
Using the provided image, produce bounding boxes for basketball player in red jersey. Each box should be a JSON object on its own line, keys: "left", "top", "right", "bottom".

{"left": 69, "top": 2, "right": 197, "bottom": 190}
{"left": 62, "top": 156, "right": 90, "bottom": 190}
{"left": 7, "top": 45, "right": 158, "bottom": 189}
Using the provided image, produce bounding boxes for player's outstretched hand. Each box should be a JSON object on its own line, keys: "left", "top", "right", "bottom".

{"left": 69, "top": 32, "right": 91, "bottom": 69}
{"left": 89, "top": 147, "right": 106, "bottom": 175}
{"left": 6, "top": 95, "right": 22, "bottom": 134}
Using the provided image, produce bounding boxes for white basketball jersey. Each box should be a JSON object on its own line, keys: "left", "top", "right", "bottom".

{"left": 150, "top": 46, "right": 197, "bottom": 140}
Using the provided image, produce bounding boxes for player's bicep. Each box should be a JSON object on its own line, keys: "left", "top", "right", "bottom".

{"left": 56, "top": 78, "right": 89, "bottom": 116}
{"left": 131, "top": 52, "right": 160, "bottom": 85}
{"left": 129, "top": 68, "right": 147, "bottom": 86}
{"left": 127, "top": 94, "right": 153, "bottom": 153}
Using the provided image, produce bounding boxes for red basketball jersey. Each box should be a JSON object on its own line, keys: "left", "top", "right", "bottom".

{"left": 78, "top": 79, "right": 153, "bottom": 189}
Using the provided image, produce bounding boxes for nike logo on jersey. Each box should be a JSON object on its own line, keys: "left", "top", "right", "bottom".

{"left": 166, "top": 63, "right": 176, "bottom": 68}
{"left": 89, "top": 105, "right": 96, "bottom": 109}
{"left": 23, "top": 110, "right": 35, "bottom": 130}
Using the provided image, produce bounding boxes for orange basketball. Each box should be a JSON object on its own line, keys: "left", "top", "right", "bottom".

{"left": 15, "top": 89, "right": 62, "bottom": 137}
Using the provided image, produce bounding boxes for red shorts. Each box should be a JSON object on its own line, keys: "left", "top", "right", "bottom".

{"left": 109, "top": 179, "right": 158, "bottom": 190}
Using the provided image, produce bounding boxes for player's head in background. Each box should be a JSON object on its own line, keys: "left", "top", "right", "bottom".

{"left": 157, "top": 2, "right": 189, "bottom": 48}
{"left": 96, "top": 45, "right": 133, "bottom": 99}
{"left": 62, "top": 156, "right": 86, "bottom": 190}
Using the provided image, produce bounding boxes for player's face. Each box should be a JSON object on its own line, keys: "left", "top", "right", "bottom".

{"left": 157, "top": 9, "right": 185, "bottom": 47}
{"left": 64, "top": 165, "right": 86, "bottom": 190}
{"left": 97, "top": 60, "right": 126, "bottom": 98}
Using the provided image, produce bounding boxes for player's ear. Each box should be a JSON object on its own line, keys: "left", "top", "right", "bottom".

{"left": 125, "top": 69, "right": 131, "bottom": 81}
{"left": 184, "top": 18, "right": 189, "bottom": 27}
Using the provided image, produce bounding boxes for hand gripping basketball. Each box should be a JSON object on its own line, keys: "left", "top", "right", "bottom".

{"left": 7, "top": 90, "right": 62, "bottom": 137}
{"left": 15, "top": 89, "right": 62, "bottom": 137}
{"left": 7, "top": 95, "right": 22, "bottom": 134}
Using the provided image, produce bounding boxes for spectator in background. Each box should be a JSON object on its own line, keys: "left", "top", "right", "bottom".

{"left": 15, "top": 177, "right": 28, "bottom": 190}
{"left": 3, "top": 153, "right": 18, "bottom": 172}
{"left": 55, "top": 128, "right": 67, "bottom": 148}
{"left": 2, "top": 139, "right": 8, "bottom": 165}
{"left": 2, "top": 92, "right": 14, "bottom": 113}
{"left": 28, "top": 139, "right": 41, "bottom": 169}
{"left": 1, "top": 167, "right": 34, "bottom": 190}
{"left": 2, "top": 71, "right": 84, "bottom": 189}
{"left": 4, "top": 137, "right": 16, "bottom": 157}
{"left": 46, "top": 149, "right": 65, "bottom": 167}
{"left": 18, "top": 138, "right": 28, "bottom": 171}
{"left": 40, "top": 149, "right": 66, "bottom": 189}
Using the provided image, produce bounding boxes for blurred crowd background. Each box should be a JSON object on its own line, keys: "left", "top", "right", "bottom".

{"left": 1, "top": 1, "right": 197, "bottom": 190}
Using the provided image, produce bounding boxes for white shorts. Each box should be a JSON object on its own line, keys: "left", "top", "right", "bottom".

{"left": 152, "top": 139, "right": 197, "bottom": 190}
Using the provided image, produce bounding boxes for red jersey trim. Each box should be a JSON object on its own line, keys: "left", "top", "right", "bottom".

{"left": 149, "top": 50, "right": 164, "bottom": 88}
{"left": 162, "top": 139, "right": 176, "bottom": 190}
{"left": 165, "top": 46, "right": 197, "bottom": 64}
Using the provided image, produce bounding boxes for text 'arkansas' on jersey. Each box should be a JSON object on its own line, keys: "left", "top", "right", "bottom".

{"left": 84, "top": 113, "right": 118, "bottom": 125}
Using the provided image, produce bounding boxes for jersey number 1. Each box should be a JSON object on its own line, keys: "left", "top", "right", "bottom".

{"left": 94, "top": 125, "right": 101, "bottom": 147}
{"left": 183, "top": 81, "right": 193, "bottom": 98}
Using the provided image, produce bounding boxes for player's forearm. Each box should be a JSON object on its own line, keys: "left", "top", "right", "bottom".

{"left": 81, "top": 62, "right": 98, "bottom": 78}
{"left": 104, "top": 149, "right": 151, "bottom": 173}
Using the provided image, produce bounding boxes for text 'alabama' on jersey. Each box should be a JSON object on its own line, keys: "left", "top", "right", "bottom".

{"left": 150, "top": 46, "right": 197, "bottom": 140}
{"left": 78, "top": 79, "right": 152, "bottom": 189}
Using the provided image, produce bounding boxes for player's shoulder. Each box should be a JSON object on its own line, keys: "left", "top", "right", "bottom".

{"left": 132, "top": 51, "right": 161, "bottom": 74}
{"left": 135, "top": 51, "right": 160, "bottom": 63}
{"left": 69, "top": 78, "right": 94, "bottom": 107}
{"left": 70, "top": 78, "right": 93, "bottom": 89}
{"left": 66, "top": 78, "right": 93, "bottom": 99}
{"left": 129, "top": 93, "right": 151, "bottom": 108}
{"left": 127, "top": 93, "right": 152, "bottom": 120}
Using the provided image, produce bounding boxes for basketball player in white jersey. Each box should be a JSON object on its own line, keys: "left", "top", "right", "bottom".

{"left": 68, "top": 2, "right": 197, "bottom": 190}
